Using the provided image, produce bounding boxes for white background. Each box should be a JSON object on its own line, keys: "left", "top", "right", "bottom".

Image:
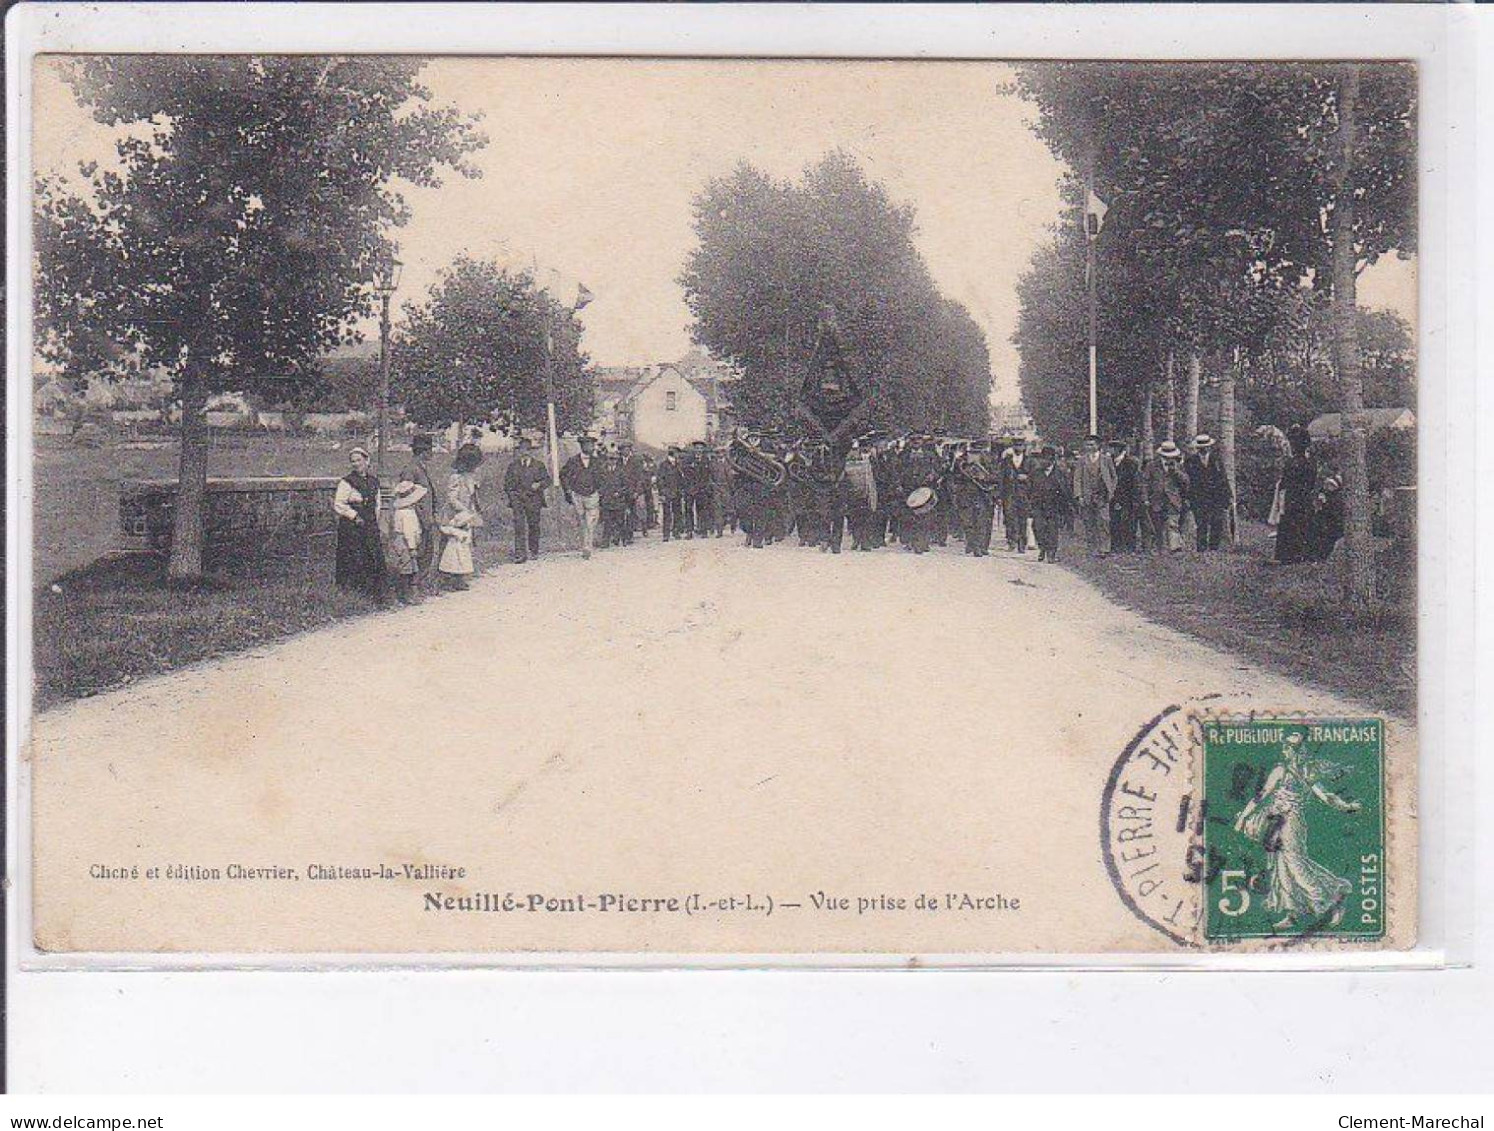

{"left": 6, "top": 3, "right": 1489, "bottom": 1092}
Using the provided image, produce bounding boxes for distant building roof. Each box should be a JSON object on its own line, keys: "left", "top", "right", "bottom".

{"left": 594, "top": 353, "right": 734, "bottom": 414}
{"left": 1307, "top": 408, "right": 1415, "bottom": 438}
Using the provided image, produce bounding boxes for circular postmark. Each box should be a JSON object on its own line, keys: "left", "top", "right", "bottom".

{"left": 1100, "top": 703, "right": 1206, "bottom": 948}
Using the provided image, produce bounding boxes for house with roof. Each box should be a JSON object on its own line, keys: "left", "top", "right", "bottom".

{"left": 592, "top": 350, "right": 734, "bottom": 450}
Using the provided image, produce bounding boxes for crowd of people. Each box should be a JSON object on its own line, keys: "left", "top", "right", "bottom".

{"left": 331, "top": 422, "right": 1349, "bottom": 602}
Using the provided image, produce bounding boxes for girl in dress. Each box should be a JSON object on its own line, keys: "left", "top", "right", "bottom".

{"left": 437, "top": 443, "right": 484, "bottom": 590}
{"left": 1232, "top": 733, "right": 1361, "bottom": 929}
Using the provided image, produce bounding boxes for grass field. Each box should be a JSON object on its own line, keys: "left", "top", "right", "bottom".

{"left": 1058, "top": 520, "right": 1416, "bottom": 718}
{"left": 32, "top": 433, "right": 585, "bottom": 710}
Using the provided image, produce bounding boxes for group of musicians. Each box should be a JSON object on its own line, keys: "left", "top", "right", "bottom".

{"left": 549, "top": 428, "right": 1159, "bottom": 563}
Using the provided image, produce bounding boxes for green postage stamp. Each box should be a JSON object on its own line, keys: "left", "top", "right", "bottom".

{"left": 1202, "top": 718, "right": 1387, "bottom": 941}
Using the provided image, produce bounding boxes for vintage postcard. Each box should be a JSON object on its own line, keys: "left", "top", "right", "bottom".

{"left": 20, "top": 54, "right": 1420, "bottom": 958}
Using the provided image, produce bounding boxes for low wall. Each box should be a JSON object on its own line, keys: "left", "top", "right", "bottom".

{"left": 119, "top": 476, "right": 342, "bottom": 572}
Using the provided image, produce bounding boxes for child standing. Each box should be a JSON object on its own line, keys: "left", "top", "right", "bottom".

{"left": 387, "top": 477, "right": 428, "bottom": 604}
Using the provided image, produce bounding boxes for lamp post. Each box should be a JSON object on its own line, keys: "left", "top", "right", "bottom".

{"left": 542, "top": 282, "right": 593, "bottom": 486}
{"left": 374, "top": 254, "right": 403, "bottom": 475}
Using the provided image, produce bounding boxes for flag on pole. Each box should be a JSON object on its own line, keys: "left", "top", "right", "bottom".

{"left": 1086, "top": 189, "right": 1109, "bottom": 238}
{"left": 574, "top": 283, "right": 595, "bottom": 312}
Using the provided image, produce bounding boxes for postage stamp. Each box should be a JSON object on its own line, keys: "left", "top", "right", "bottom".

{"left": 1201, "top": 717, "right": 1386, "bottom": 942}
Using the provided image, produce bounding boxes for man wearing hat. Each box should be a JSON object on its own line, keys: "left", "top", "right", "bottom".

{"left": 1107, "top": 438, "right": 1141, "bottom": 552}
{"left": 656, "top": 445, "right": 686, "bottom": 541}
{"left": 1148, "top": 440, "right": 1190, "bottom": 552}
{"left": 999, "top": 437, "right": 1033, "bottom": 553}
{"left": 683, "top": 439, "right": 715, "bottom": 538}
{"left": 1072, "top": 434, "right": 1117, "bottom": 555}
{"left": 502, "top": 437, "right": 549, "bottom": 563}
{"left": 620, "top": 441, "right": 650, "bottom": 539}
{"left": 559, "top": 434, "right": 602, "bottom": 559}
{"left": 1031, "top": 445, "right": 1073, "bottom": 563}
{"left": 898, "top": 434, "right": 941, "bottom": 554}
{"left": 1308, "top": 474, "right": 1345, "bottom": 562}
{"left": 1184, "top": 433, "right": 1232, "bottom": 551}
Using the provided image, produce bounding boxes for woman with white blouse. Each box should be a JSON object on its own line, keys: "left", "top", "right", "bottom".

{"left": 332, "top": 447, "right": 387, "bottom": 599}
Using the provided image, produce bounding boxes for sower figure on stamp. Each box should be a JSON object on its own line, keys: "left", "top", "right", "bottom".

{"left": 1032, "top": 445, "right": 1073, "bottom": 563}
{"left": 1184, "top": 433, "right": 1232, "bottom": 551}
{"left": 656, "top": 446, "right": 685, "bottom": 541}
{"left": 502, "top": 437, "right": 548, "bottom": 563}
{"left": 399, "top": 432, "right": 439, "bottom": 596}
{"left": 560, "top": 434, "right": 602, "bottom": 560}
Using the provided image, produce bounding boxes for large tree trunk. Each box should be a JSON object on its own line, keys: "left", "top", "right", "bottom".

{"left": 167, "top": 371, "right": 211, "bottom": 581}
{"left": 1184, "top": 352, "right": 1201, "bottom": 440}
{"left": 1333, "top": 62, "right": 1374, "bottom": 606}
{"left": 1221, "top": 346, "right": 1239, "bottom": 544}
{"left": 1164, "top": 351, "right": 1177, "bottom": 441}
{"left": 1142, "top": 379, "right": 1155, "bottom": 456}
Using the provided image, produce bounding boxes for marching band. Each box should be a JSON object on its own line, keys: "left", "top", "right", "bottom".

{"left": 553, "top": 428, "right": 1096, "bottom": 561}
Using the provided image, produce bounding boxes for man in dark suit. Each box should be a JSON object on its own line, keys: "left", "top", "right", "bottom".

{"left": 683, "top": 440, "right": 715, "bottom": 537}
{"left": 1032, "top": 446, "right": 1073, "bottom": 563}
{"left": 502, "top": 437, "right": 549, "bottom": 562}
{"left": 999, "top": 438, "right": 1033, "bottom": 553}
{"left": 560, "top": 434, "right": 602, "bottom": 559}
{"left": 1184, "top": 433, "right": 1232, "bottom": 551}
{"left": 656, "top": 445, "right": 686, "bottom": 541}
{"left": 620, "top": 441, "right": 650, "bottom": 538}
{"left": 1107, "top": 438, "right": 1141, "bottom": 552}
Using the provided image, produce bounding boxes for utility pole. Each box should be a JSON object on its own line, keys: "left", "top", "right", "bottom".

{"left": 377, "top": 288, "right": 391, "bottom": 475}
{"left": 373, "top": 255, "right": 402, "bottom": 475}
{"left": 542, "top": 281, "right": 594, "bottom": 487}
{"left": 1085, "top": 155, "right": 1100, "bottom": 438}
{"left": 542, "top": 316, "right": 561, "bottom": 487}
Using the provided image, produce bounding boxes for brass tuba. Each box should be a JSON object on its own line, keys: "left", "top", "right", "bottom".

{"left": 959, "top": 450, "right": 1002, "bottom": 495}
{"left": 727, "top": 434, "right": 788, "bottom": 489}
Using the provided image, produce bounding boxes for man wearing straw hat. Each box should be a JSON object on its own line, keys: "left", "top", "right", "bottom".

{"left": 1148, "top": 440, "right": 1190, "bottom": 552}
{"left": 1184, "top": 433, "right": 1232, "bottom": 551}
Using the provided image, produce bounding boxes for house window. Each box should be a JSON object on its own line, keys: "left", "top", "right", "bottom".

{"left": 665, "top": 391, "right": 677, "bottom": 411}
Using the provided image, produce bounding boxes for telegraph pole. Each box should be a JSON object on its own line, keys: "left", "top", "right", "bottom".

{"left": 1085, "top": 155, "right": 1099, "bottom": 437}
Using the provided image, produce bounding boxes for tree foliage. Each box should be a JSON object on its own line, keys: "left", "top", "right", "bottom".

{"left": 392, "top": 254, "right": 595, "bottom": 433}
{"left": 36, "top": 57, "right": 486, "bottom": 394}
{"left": 1013, "top": 61, "right": 1415, "bottom": 422}
{"left": 33, "top": 56, "right": 486, "bottom": 576}
{"left": 1014, "top": 62, "right": 1414, "bottom": 602}
{"left": 679, "top": 152, "right": 991, "bottom": 436}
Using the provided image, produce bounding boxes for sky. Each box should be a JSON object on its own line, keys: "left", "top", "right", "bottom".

{"left": 33, "top": 56, "right": 1417, "bottom": 407}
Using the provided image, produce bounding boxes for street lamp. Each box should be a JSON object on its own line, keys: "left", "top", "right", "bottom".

{"left": 374, "top": 254, "right": 403, "bottom": 476}
{"left": 542, "top": 282, "right": 594, "bottom": 487}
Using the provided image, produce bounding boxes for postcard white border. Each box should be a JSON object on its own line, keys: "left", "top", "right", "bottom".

{"left": 5, "top": 0, "right": 1485, "bottom": 1091}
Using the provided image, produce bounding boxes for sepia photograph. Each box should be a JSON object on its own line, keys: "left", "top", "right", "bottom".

{"left": 21, "top": 51, "right": 1421, "bottom": 958}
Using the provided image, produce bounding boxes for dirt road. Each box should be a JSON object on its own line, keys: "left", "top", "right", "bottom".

{"left": 28, "top": 536, "right": 1413, "bottom": 955}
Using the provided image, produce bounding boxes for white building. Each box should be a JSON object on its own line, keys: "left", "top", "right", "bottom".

{"left": 592, "top": 350, "right": 732, "bottom": 451}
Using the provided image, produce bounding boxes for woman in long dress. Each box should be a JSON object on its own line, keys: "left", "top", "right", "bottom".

{"left": 332, "top": 446, "right": 386, "bottom": 599}
{"left": 1232, "top": 733, "right": 1361, "bottom": 929}
{"left": 1274, "top": 425, "right": 1317, "bottom": 564}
